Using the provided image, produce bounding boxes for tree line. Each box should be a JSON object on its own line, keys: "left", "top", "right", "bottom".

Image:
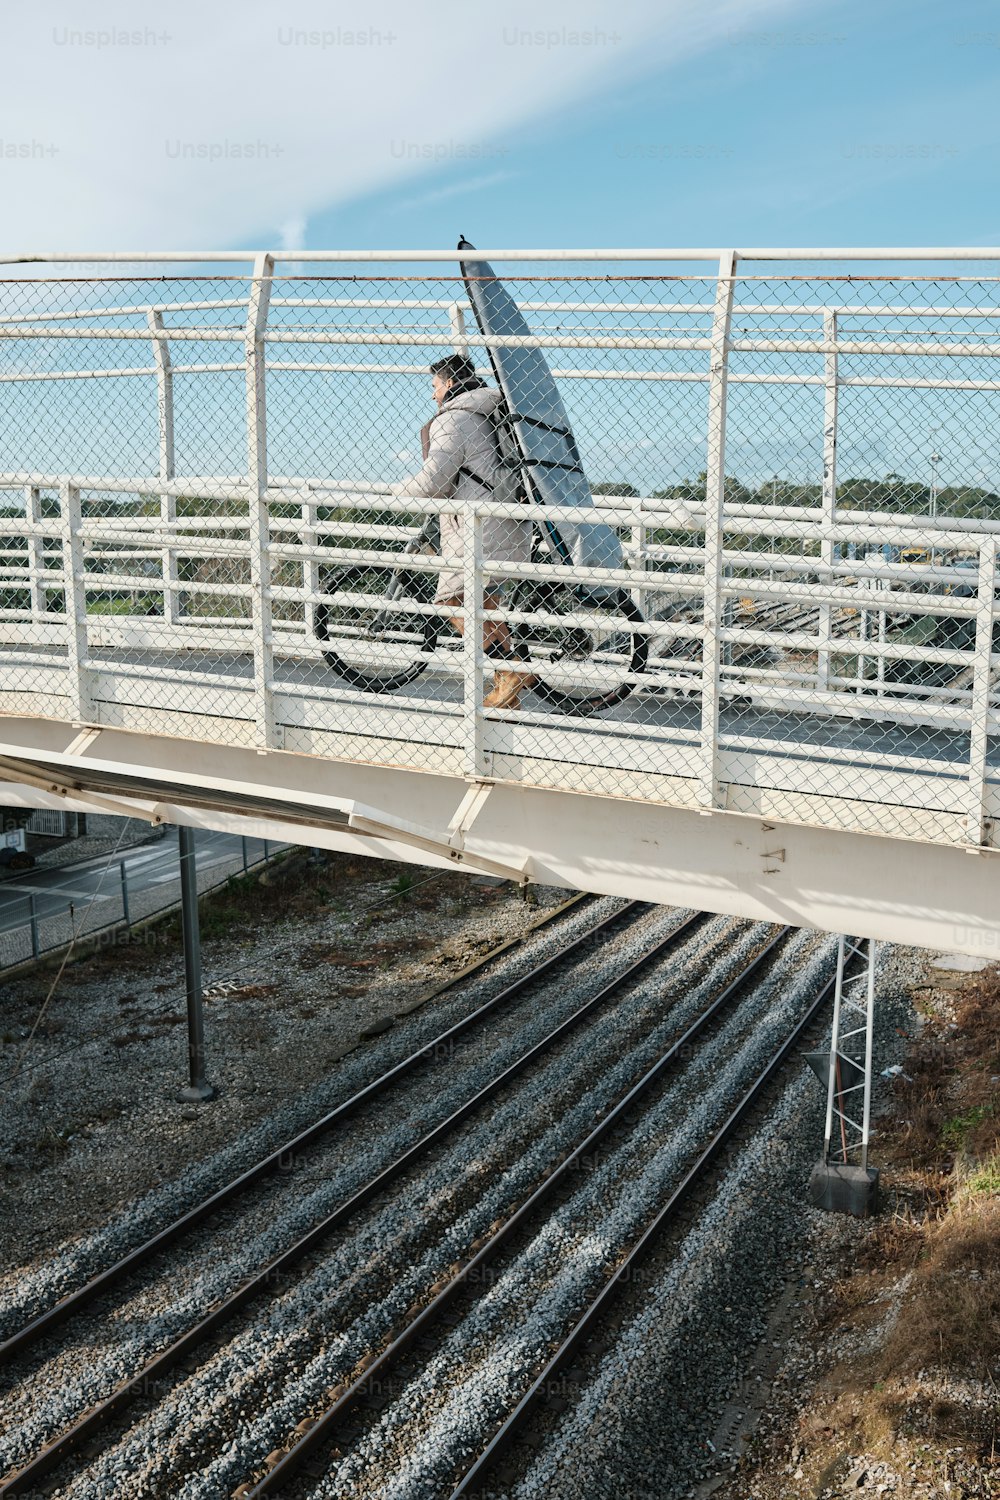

{"left": 592, "top": 473, "right": 1000, "bottom": 517}
{"left": 3, "top": 477, "right": 999, "bottom": 520}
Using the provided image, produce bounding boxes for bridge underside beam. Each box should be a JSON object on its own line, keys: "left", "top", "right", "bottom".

{"left": 0, "top": 716, "right": 995, "bottom": 958}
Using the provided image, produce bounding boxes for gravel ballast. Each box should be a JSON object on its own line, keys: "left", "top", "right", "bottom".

{"left": 0, "top": 899, "right": 679, "bottom": 1471}
{"left": 16, "top": 921, "right": 817, "bottom": 1498}
{"left": 2, "top": 839, "right": 939, "bottom": 1500}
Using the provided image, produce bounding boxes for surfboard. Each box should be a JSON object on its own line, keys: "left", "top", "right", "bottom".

{"left": 457, "top": 238, "right": 623, "bottom": 574}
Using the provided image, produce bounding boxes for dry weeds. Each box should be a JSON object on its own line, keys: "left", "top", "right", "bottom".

{"left": 717, "top": 956, "right": 1000, "bottom": 1498}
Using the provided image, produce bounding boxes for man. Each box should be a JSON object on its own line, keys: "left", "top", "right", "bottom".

{"left": 393, "top": 354, "right": 534, "bottom": 709}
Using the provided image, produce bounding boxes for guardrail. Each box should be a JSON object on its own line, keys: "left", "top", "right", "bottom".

{"left": 0, "top": 836, "right": 280, "bottom": 973}
{"left": 1, "top": 253, "right": 998, "bottom": 853}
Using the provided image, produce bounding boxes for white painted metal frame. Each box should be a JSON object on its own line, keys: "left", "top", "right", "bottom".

{"left": 697, "top": 251, "right": 735, "bottom": 810}
{"left": 461, "top": 508, "right": 485, "bottom": 780}
{"left": 3, "top": 248, "right": 1000, "bottom": 874}
{"left": 3, "top": 716, "right": 1000, "bottom": 956}
{"left": 967, "top": 538, "right": 998, "bottom": 843}
{"left": 148, "top": 308, "right": 179, "bottom": 628}
{"left": 5, "top": 247, "right": 1000, "bottom": 263}
{"left": 246, "top": 251, "right": 275, "bottom": 749}
{"left": 818, "top": 310, "right": 838, "bottom": 693}
{"left": 25, "top": 484, "right": 45, "bottom": 623}
{"left": 58, "top": 482, "right": 90, "bottom": 724}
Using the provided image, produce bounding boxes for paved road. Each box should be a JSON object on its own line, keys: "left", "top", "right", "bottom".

{"left": 0, "top": 828, "right": 277, "bottom": 938}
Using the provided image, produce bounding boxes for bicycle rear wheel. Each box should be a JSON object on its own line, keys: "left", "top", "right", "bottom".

{"left": 513, "top": 582, "right": 647, "bottom": 716}
{"left": 315, "top": 564, "right": 440, "bottom": 694}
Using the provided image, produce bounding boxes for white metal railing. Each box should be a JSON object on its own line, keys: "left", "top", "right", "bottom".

{"left": 2, "top": 485, "right": 997, "bottom": 720}
{"left": 4, "top": 247, "right": 1000, "bottom": 261}
{"left": 2, "top": 251, "right": 1000, "bottom": 853}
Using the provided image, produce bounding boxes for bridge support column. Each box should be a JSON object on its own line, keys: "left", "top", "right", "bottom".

{"left": 807, "top": 934, "right": 879, "bottom": 1216}
{"left": 176, "top": 825, "right": 216, "bottom": 1104}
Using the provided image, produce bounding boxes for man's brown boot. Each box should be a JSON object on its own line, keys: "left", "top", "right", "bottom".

{"left": 483, "top": 668, "right": 537, "bottom": 710}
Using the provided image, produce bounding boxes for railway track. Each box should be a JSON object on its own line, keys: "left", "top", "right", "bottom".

{"left": 640, "top": 598, "right": 863, "bottom": 701}
{"left": 1, "top": 891, "right": 605, "bottom": 1362}
{"left": 0, "top": 909, "right": 852, "bottom": 1500}
{"left": 447, "top": 937, "right": 870, "bottom": 1500}
{"left": 0, "top": 896, "right": 729, "bottom": 1497}
{"left": 240, "top": 921, "right": 804, "bottom": 1500}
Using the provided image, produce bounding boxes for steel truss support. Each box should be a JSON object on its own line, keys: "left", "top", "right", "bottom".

{"left": 822, "top": 934, "right": 876, "bottom": 1168}
{"left": 808, "top": 934, "right": 879, "bottom": 1215}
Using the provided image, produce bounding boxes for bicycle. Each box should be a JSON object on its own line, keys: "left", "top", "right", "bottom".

{"left": 314, "top": 521, "right": 648, "bottom": 716}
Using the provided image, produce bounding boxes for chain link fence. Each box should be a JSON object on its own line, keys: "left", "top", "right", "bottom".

{"left": 1, "top": 257, "right": 998, "bottom": 850}
{"left": 0, "top": 833, "right": 280, "bottom": 972}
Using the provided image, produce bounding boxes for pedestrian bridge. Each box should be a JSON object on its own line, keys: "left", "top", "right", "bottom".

{"left": 2, "top": 247, "right": 1000, "bottom": 955}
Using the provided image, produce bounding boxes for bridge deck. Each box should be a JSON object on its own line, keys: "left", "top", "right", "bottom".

{"left": 2, "top": 639, "right": 995, "bottom": 851}
{"left": 3, "top": 250, "right": 1000, "bottom": 951}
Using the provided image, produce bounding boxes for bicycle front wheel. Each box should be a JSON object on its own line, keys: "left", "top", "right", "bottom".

{"left": 513, "top": 583, "right": 647, "bottom": 716}
{"left": 315, "top": 564, "right": 440, "bottom": 694}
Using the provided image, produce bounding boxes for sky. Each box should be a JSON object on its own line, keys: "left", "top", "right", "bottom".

{"left": 1, "top": 0, "right": 998, "bottom": 258}
{"left": 1, "top": 0, "right": 998, "bottom": 493}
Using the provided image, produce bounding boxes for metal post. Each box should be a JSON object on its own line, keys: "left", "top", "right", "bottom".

{"left": 449, "top": 301, "right": 468, "bottom": 358}
{"left": 25, "top": 484, "right": 46, "bottom": 623}
{"left": 818, "top": 310, "right": 838, "bottom": 691}
{"left": 301, "top": 489, "right": 319, "bottom": 645}
{"left": 966, "top": 537, "right": 997, "bottom": 844}
{"left": 809, "top": 934, "right": 879, "bottom": 1213}
{"left": 176, "top": 825, "right": 215, "bottom": 1103}
{"left": 60, "top": 482, "right": 91, "bottom": 724}
{"left": 721, "top": 562, "right": 733, "bottom": 670}
{"left": 262, "top": 838, "right": 270, "bottom": 863}
{"left": 630, "top": 517, "right": 646, "bottom": 615}
{"left": 929, "top": 432, "right": 941, "bottom": 568}
{"left": 242, "top": 835, "right": 249, "bottom": 874}
{"left": 29, "top": 894, "right": 39, "bottom": 959}
{"left": 860, "top": 938, "right": 876, "bottom": 1172}
{"left": 148, "top": 308, "right": 179, "bottom": 626}
{"left": 461, "top": 505, "right": 486, "bottom": 778}
{"left": 120, "top": 859, "right": 131, "bottom": 928}
{"left": 246, "top": 251, "right": 276, "bottom": 751}
{"left": 698, "top": 250, "right": 737, "bottom": 810}
{"left": 822, "top": 933, "right": 846, "bottom": 1164}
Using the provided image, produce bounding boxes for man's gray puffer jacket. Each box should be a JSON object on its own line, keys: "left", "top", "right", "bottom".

{"left": 393, "top": 385, "right": 531, "bottom": 601}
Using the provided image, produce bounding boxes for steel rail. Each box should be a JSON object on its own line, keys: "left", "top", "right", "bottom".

{"left": 5, "top": 247, "right": 1000, "bottom": 263}
{"left": 0, "top": 892, "right": 635, "bottom": 1366}
{"left": 0, "top": 907, "right": 706, "bottom": 1498}
{"left": 1, "top": 293, "right": 995, "bottom": 322}
{"left": 243, "top": 923, "right": 791, "bottom": 1497}
{"left": 447, "top": 939, "right": 869, "bottom": 1498}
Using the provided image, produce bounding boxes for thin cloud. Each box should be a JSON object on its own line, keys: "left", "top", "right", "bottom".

{"left": 279, "top": 215, "right": 307, "bottom": 252}
{"left": 392, "top": 170, "right": 517, "bottom": 214}
{"left": 2, "top": 0, "right": 805, "bottom": 252}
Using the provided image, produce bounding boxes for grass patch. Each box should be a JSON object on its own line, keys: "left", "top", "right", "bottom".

{"left": 199, "top": 901, "right": 246, "bottom": 940}
{"left": 869, "top": 965, "right": 1000, "bottom": 1392}
{"left": 389, "top": 871, "right": 419, "bottom": 901}
{"left": 962, "top": 1154, "right": 1000, "bottom": 1197}
{"left": 783, "top": 956, "right": 1000, "bottom": 1489}
{"left": 880, "top": 1197, "right": 1000, "bottom": 1382}
{"left": 86, "top": 593, "right": 160, "bottom": 616}
{"left": 942, "top": 1102, "right": 995, "bottom": 1152}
